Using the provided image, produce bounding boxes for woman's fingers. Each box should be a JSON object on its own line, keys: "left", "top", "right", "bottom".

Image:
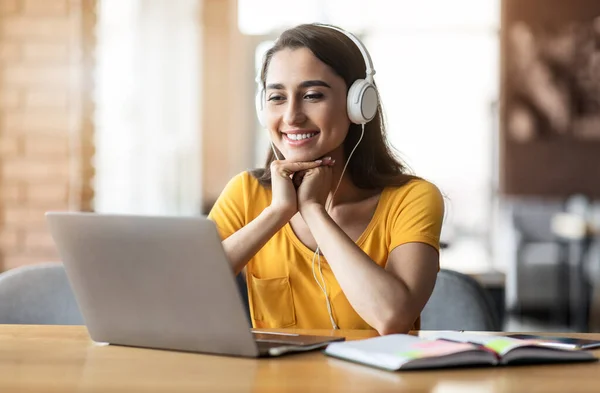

{"left": 279, "top": 168, "right": 293, "bottom": 179}
{"left": 272, "top": 157, "right": 334, "bottom": 176}
{"left": 320, "top": 157, "right": 335, "bottom": 166}
{"left": 285, "top": 160, "right": 325, "bottom": 172}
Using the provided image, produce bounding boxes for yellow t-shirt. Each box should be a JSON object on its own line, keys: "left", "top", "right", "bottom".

{"left": 208, "top": 171, "right": 444, "bottom": 330}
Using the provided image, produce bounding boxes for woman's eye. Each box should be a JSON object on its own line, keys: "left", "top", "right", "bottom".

{"left": 304, "top": 92, "right": 323, "bottom": 100}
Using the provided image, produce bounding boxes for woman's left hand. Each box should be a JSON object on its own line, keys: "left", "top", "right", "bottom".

{"left": 296, "top": 157, "right": 335, "bottom": 214}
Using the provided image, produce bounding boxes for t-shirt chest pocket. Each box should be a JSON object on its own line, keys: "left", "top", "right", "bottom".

{"left": 249, "top": 275, "right": 296, "bottom": 328}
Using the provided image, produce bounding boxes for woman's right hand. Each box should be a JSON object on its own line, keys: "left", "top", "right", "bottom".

{"left": 269, "top": 159, "right": 324, "bottom": 220}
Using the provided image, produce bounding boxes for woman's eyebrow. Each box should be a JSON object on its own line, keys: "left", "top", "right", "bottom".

{"left": 266, "top": 80, "right": 332, "bottom": 90}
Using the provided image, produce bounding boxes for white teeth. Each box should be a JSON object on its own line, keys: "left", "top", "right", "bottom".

{"left": 287, "top": 133, "right": 317, "bottom": 140}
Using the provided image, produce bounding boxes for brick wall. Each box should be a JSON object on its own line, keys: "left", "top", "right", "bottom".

{"left": 0, "top": 0, "right": 94, "bottom": 271}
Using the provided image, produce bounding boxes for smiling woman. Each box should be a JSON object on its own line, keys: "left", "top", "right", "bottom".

{"left": 208, "top": 24, "right": 444, "bottom": 336}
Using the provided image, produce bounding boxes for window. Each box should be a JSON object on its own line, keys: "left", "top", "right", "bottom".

{"left": 95, "top": 0, "right": 201, "bottom": 214}
{"left": 366, "top": 3, "right": 500, "bottom": 270}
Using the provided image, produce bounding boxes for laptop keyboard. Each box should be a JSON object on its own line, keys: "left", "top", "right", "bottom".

{"left": 252, "top": 332, "right": 299, "bottom": 345}
{"left": 252, "top": 332, "right": 300, "bottom": 355}
{"left": 251, "top": 331, "right": 341, "bottom": 356}
{"left": 255, "top": 340, "right": 290, "bottom": 351}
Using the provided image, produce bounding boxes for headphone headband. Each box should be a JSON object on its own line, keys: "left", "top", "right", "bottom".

{"left": 314, "top": 24, "right": 376, "bottom": 82}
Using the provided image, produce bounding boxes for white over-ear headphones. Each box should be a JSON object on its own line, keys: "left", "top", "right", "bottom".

{"left": 255, "top": 24, "right": 378, "bottom": 128}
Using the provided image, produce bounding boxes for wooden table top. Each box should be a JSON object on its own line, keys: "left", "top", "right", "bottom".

{"left": 2, "top": 325, "right": 600, "bottom": 393}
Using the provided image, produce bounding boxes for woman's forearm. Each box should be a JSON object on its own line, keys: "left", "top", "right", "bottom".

{"left": 300, "top": 204, "right": 416, "bottom": 334}
{"left": 222, "top": 207, "right": 290, "bottom": 275}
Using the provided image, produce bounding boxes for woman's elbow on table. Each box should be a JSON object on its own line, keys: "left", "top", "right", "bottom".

{"left": 373, "top": 312, "right": 415, "bottom": 336}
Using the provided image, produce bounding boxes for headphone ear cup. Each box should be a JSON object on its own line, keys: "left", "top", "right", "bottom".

{"left": 255, "top": 87, "right": 266, "bottom": 127}
{"left": 347, "top": 79, "right": 378, "bottom": 125}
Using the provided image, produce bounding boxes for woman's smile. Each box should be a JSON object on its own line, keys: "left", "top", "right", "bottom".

{"left": 281, "top": 129, "right": 320, "bottom": 147}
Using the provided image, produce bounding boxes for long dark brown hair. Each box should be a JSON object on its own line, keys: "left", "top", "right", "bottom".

{"left": 251, "top": 23, "right": 416, "bottom": 189}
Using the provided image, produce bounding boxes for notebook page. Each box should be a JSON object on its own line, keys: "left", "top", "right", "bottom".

{"left": 325, "top": 334, "right": 482, "bottom": 370}
{"left": 424, "top": 331, "right": 530, "bottom": 356}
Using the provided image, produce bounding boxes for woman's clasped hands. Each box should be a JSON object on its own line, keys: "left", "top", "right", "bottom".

{"left": 269, "top": 157, "right": 336, "bottom": 219}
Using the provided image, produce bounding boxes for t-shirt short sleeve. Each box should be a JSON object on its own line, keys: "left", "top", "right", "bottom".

{"left": 388, "top": 180, "right": 445, "bottom": 252}
{"left": 207, "top": 172, "right": 250, "bottom": 240}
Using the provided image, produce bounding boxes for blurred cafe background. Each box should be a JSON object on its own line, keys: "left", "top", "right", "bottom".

{"left": 0, "top": 0, "right": 599, "bottom": 332}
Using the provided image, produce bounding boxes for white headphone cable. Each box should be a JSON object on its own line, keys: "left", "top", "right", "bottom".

{"left": 312, "top": 124, "right": 365, "bottom": 329}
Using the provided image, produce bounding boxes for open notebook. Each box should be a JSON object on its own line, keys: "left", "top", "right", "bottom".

{"left": 324, "top": 332, "right": 597, "bottom": 371}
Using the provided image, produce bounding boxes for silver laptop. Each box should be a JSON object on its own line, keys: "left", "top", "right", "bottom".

{"left": 45, "top": 212, "right": 343, "bottom": 357}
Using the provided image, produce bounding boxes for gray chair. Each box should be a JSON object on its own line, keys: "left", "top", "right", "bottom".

{"left": 421, "top": 269, "right": 501, "bottom": 331}
{"left": 0, "top": 263, "right": 84, "bottom": 325}
{"left": 511, "top": 199, "right": 569, "bottom": 320}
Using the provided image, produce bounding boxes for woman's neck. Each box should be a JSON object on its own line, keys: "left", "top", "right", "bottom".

{"left": 326, "top": 153, "right": 373, "bottom": 208}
